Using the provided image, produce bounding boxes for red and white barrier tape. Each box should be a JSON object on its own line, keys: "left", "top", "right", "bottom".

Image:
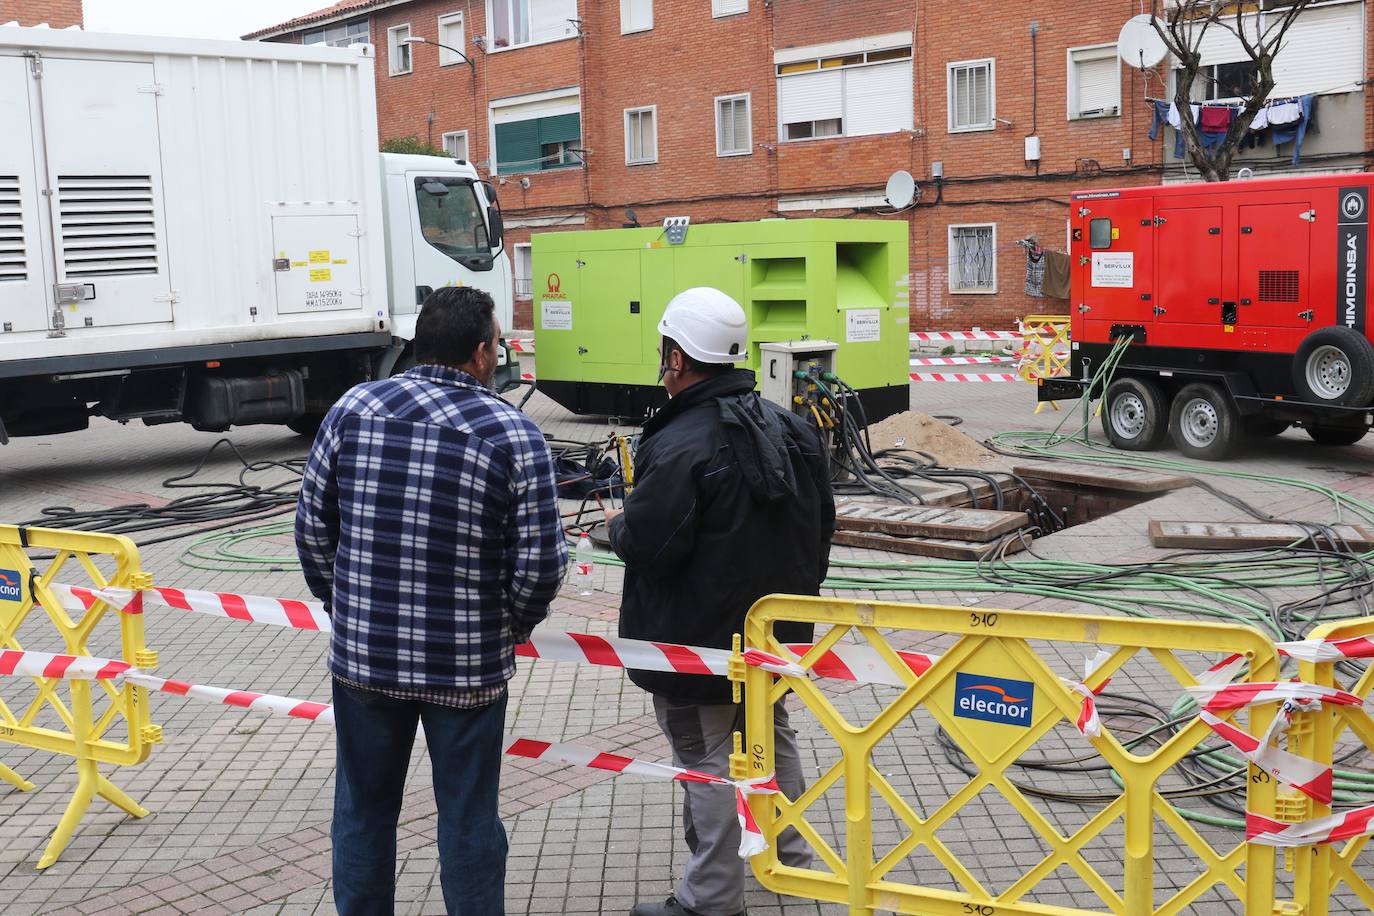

{"left": 909, "top": 372, "right": 1021, "bottom": 383}
{"left": 1246, "top": 804, "right": 1374, "bottom": 847}
{"left": 909, "top": 356, "right": 1014, "bottom": 366}
{"left": 94, "top": 585, "right": 330, "bottom": 631}
{"left": 507, "top": 338, "right": 535, "bottom": 353}
{"left": 910, "top": 330, "right": 1020, "bottom": 342}
{"left": 1276, "top": 635, "right": 1374, "bottom": 662}
{"left": 1065, "top": 650, "right": 1114, "bottom": 739}
{"left": 0, "top": 647, "right": 130, "bottom": 680}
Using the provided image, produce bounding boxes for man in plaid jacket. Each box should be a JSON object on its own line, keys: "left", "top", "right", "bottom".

{"left": 296, "top": 286, "right": 567, "bottom": 915}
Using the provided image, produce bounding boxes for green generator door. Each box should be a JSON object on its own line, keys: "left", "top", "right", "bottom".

{"left": 576, "top": 249, "right": 643, "bottom": 369}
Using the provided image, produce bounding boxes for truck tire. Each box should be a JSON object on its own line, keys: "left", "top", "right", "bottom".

{"left": 1244, "top": 417, "right": 1290, "bottom": 437}
{"left": 1169, "top": 382, "right": 1240, "bottom": 461}
{"left": 1305, "top": 425, "right": 1368, "bottom": 446}
{"left": 1101, "top": 378, "right": 1168, "bottom": 451}
{"left": 1292, "top": 327, "right": 1374, "bottom": 407}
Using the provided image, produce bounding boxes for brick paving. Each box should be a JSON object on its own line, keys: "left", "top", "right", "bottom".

{"left": 0, "top": 369, "right": 1370, "bottom": 914}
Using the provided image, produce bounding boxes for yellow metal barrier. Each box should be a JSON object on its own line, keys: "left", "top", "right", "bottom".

{"left": 1291, "top": 616, "right": 1374, "bottom": 915}
{"left": 731, "top": 596, "right": 1285, "bottom": 915}
{"left": 0, "top": 525, "right": 161, "bottom": 868}
{"left": 1019, "top": 315, "right": 1071, "bottom": 415}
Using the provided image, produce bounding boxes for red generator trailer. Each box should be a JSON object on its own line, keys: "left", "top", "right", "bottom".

{"left": 1039, "top": 174, "right": 1374, "bottom": 460}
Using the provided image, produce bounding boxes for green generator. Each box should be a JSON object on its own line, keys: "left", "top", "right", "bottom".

{"left": 531, "top": 218, "right": 910, "bottom": 421}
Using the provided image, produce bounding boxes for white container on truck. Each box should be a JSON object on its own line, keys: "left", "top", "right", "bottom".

{"left": 0, "top": 26, "right": 515, "bottom": 442}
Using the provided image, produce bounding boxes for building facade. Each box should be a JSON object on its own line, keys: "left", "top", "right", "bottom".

{"left": 248, "top": 0, "right": 1372, "bottom": 331}
{"left": 0, "top": 0, "right": 82, "bottom": 28}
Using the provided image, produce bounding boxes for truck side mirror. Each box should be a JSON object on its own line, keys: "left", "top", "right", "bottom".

{"left": 487, "top": 206, "right": 504, "bottom": 250}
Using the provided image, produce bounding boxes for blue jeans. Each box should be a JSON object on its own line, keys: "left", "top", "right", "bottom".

{"left": 332, "top": 680, "right": 509, "bottom": 915}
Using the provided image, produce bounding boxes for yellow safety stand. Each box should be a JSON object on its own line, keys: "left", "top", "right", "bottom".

{"left": 0, "top": 525, "right": 161, "bottom": 868}
{"left": 1290, "top": 616, "right": 1374, "bottom": 916}
{"left": 730, "top": 596, "right": 1284, "bottom": 915}
{"left": 1019, "top": 315, "right": 1071, "bottom": 414}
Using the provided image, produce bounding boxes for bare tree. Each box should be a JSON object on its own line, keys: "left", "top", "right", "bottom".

{"left": 1150, "top": 0, "right": 1315, "bottom": 181}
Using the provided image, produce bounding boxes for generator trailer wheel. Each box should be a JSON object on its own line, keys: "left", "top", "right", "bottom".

{"left": 1169, "top": 382, "right": 1240, "bottom": 461}
{"left": 1305, "top": 425, "right": 1368, "bottom": 446}
{"left": 1101, "top": 378, "right": 1169, "bottom": 451}
{"left": 1292, "top": 327, "right": 1374, "bottom": 407}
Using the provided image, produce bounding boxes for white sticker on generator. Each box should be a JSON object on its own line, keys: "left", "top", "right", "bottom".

{"left": 1091, "top": 252, "right": 1134, "bottom": 288}
{"left": 846, "top": 309, "right": 882, "bottom": 343}
{"left": 542, "top": 300, "right": 573, "bottom": 331}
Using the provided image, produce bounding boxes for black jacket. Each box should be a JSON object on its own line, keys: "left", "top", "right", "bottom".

{"left": 608, "top": 369, "right": 836, "bottom": 703}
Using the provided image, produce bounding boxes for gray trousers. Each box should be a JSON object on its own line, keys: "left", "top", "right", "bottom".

{"left": 652, "top": 696, "right": 812, "bottom": 916}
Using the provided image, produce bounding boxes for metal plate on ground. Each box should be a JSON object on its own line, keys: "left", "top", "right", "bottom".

{"left": 835, "top": 502, "right": 1028, "bottom": 543}
{"left": 1012, "top": 462, "right": 1193, "bottom": 493}
{"left": 1148, "top": 520, "right": 1374, "bottom": 551}
{"left": 831, "top": 529, "right": 1030, "bottom": 561}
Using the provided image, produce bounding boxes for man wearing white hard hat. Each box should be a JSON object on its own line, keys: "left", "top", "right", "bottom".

{"left": 605, "top": 288, "right": 835, "bottom": 916}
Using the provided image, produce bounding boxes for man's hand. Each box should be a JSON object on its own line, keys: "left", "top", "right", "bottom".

{"left": 604, "top": 507, "right": 624, "bottom": 524}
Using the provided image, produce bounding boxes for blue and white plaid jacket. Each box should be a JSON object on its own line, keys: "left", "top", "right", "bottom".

{"left": 295, "top": 365, "right": 567, "bottom": 691}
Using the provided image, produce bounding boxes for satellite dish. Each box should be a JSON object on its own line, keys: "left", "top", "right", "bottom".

{"left": 885, "top": 170, "right": 917, "bottom": 209}
{"left": 1117, "top": 14, "right": 1168, "bottom": 69}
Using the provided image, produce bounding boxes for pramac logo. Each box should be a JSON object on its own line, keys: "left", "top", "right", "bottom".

{"left": 954, "top": 672, "right": 1034, "bottom": 726}
{"left": 545, "top": 272, "right": 564, "bottom": 297}
{"left": 0, "top": 569, "right": 23, "bottom": 603}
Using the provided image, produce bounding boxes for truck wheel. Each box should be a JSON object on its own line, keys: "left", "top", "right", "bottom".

{"left": 1169, "top": 382, "right": 1240, "bottom": 461}
{"left": 1305, "top": 425, "right": 1368, "bottom": 446}
{"left": 1101, "top": 378, "right": 1168, "bottom": 451}
{"left": 1244, "top": 417, "right": 1290, "bottom": 437}
{"left": 1292, "top": 327, "right": 1374, "bottom": 407}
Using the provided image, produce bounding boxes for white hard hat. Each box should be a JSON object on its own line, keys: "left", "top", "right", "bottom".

{"left": 657, "top": 287, "right": 748, "bottom": 364}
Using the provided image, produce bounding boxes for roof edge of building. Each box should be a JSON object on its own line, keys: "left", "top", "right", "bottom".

{"left": 242, "top": 0, "right": 409, "bottom": 41}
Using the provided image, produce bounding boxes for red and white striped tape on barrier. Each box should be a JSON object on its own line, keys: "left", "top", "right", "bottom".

{"left": 0, "top": 652, "right": 776, "bottom": 857}
{"left": 507, "top": 338, "right": 535, "bottom": 353}
{"left": 1065, "top": 650, "right": 1114, "bottom": 739}
{"left": 1246, "top": 804, "right": 1374, "bottom": 847}
{"left": 910, "top": 331, "right": 1020, "bottom": 342}
{"left": 61, "top": 584, "right": 939, "bottom": 688}
{"left": 909, "top": 372, "right": 1021, "bottom": 383}
{"left": 1276, "top": 636, "right": 1374, "bottom": 662}
{"left": 909, "top": 356, "right": 1015, "bottom": 366}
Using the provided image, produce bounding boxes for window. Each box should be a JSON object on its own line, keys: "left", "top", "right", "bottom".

{"left": 514, "top": 244, "right": 532, "bottom": 299}
{"left": 776, "top": 44, "right": 913, "bottom": 141}
{"left": 948, "top": 224, "right": 997, "bottom": 293}
{"left": 438, "top": 12, "right": 465, "bottom": 66}
{"left": 1089, "top": 218, "right": 1112, "bottom": 250}
{"left": 716, "top": 94, "right": 751, "bottom": 156}
{"left": 492, "top": 93, "right": 582, "bottom": 174}
{"left": 713, "top": 0, "right": 748, "bottom": 16}
{"left": 624, "top": 107, "right": 658, "bottom": 165}
{"left": 489, "top": 0, "right": 578, "bottom": 50}
{"left": 388, "top": 24, "right": 412, "bottom": 75}
{"left": 442, "top": 131, "right": 469, "bottom": 161}
{"left": 621, "top": 0, "right": 652, "bottom": 33}
{"left": 1190, "top": 61, "right": 1260, "bottom": 101}
{"left": 948, "top": 59, "right": 994, "bottom": 132}
{"left": 415, "top": 177, "right": 489, "bottom": 262}
{"left": 303, "top": 18, "right": 369, "bottom": 47}
{"left": 1068, "top": 45, "right": 1120, "bottom": 119}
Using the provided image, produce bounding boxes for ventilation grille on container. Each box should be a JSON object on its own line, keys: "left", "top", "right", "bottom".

{"left": 57, "top": 175, "right": 159, "bottom": 277}
{"left": 0, "top": 176, "right": 24, "bottom": 282}
{"left": 1258, "top": 269, "right": 1300, "bottom": 303}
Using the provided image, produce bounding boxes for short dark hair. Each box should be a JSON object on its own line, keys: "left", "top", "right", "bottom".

{"left": 414, "top": 287, "right": 497, "bottom": 367}
{"left": 662, "top": 336, "right": 731, "bottom": 376}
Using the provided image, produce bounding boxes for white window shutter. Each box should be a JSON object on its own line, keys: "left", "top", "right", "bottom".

{"left": 621, "top": 0, "right": 652, "bottom": 33}
{"left": 778, "top": 70, "right": 843, "bottom": 126}
{"left": 530, "top": 0, "right": 577, "bottom": 44}
{"left": 730, "top": 99, "right": 750, "bottom": 151}
{"left": 843, "top": 61, "right": 912, "bottom": 136}
{"left": 1271, "top": 3, "right": 1362, "bottom": 98}
{"left": 714, "top": 0, "right": 748, "bottom": 16}
{"left": 1074, "top": 54, "right": 1118, "bottom": 116}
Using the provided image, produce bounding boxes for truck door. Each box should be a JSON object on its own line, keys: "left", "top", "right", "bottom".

{"left": 1236, "top": 202, "right": 1311, "bottom": 329}
{"left": 408, "top": 173, "right": 493, "bottom": 304}
{"left": 36, "top": 58, "right": 173, "bottom": 329}
{"left": 575, "top": 249, "right": 643, "bottom": 366}
{"left": 0, "top": 56, "right": 48, "bottom": 334}
{"left": 1155, "top": 206, "right": 1223, "bottom": 326}
{"left": 1077, "top": 199, "right": 1153, "bottom": 324}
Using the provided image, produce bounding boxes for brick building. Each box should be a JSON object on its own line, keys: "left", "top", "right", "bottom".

{"left": 247, "top": 0, "right": 1371, "bottom": 331}
{"left": 0, "top": 0, "right": 81, "bottom": 28}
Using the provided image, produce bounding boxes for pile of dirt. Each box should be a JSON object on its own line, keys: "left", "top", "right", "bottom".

{"left": 863, "top": 411, "right": 999, "bottom": 468}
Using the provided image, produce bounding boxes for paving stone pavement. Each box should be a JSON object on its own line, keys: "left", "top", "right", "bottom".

{"left": 0, "top": 368, "right": 1370, "bottom": 914}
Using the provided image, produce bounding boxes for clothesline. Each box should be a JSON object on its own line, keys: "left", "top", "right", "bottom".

{"left": 1143, "top": 77, "right": 1363, "bottom": 107}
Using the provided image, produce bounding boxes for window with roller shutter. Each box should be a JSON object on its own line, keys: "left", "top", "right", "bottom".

{"left": 775, "top": 45, "right": 912, "bottom": 141}
{"left": 1068, "top": 45, "right": 1120, "bottom": 120}
{"left": 494, "top": 113, "right": 581, "bottom": 174}
{"left": 621, "top": 0, "right": 652, "bottom": 33}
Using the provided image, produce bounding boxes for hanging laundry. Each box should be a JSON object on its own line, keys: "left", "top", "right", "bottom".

{"left": 1148, "top": 99, "right": 1171, "bottom": 141}
{"left": 1249, "top": 104, "right": 1270, "bottom": 131}
{"left": 1025, "top": 247, "right": 1046, "bottom": 298}
{"left": 1272, "top": 94, "right": 1317, "bottom": 167}
{"left": 1043, "top": 251, "right": 1072, "bottom": 301}
{"left": 1266, "top": 98, "right": 1304, "bottom": 126}
{"left": 1200, "top": 105, "right": 1234, "bottom": 155}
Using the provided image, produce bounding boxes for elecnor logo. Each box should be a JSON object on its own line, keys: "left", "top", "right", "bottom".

{"left": 954, "top": 672, "right": 1034, "bottom": 727}
{"left": 0, "top": 569, "right": 23, "bottom": 602}
{"left": 1338, "top": 186, "right": 1368, "bottom": 334}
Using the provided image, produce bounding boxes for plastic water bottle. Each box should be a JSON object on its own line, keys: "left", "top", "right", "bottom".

{"left": 574, "top": 534, "right": 595, "bottom": 595}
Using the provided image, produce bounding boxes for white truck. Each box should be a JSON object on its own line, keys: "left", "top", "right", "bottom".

{"left": 0, "top": 26, "right": 515, "bottom": 443}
